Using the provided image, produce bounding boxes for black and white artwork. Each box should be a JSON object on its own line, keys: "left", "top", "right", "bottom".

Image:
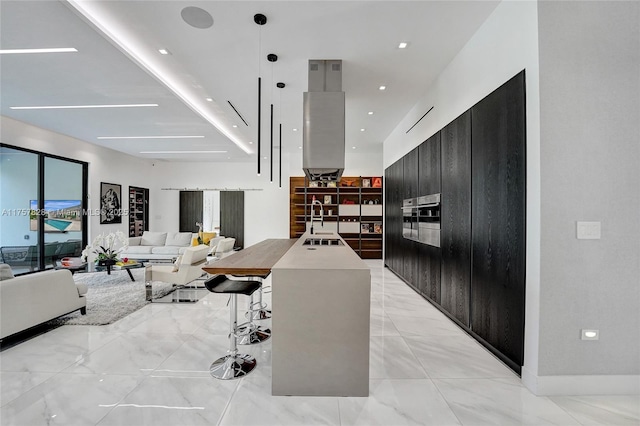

{"left": 100, "top": 182, "right": 122, "bottom": 224}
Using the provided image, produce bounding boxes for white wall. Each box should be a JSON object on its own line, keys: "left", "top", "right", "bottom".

{"left": 536, "top": 0, "right": 640, "bottom": 392}
{"left": 150, "top": 157, "right": 292, "bottom": 248}
{"left": 382, "top": 0, "right": 546, "bottom": 392}
{"left": 1, "top": 116, "right": 157, "bottom": 243}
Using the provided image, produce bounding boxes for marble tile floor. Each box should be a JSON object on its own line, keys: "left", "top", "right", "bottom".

{"left": 1, "top": 260, "right": 638, "bottom": 425}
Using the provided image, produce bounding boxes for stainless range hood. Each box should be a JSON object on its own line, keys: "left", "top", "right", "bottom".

{"left": 303, "top": 60, "right": 345, "bottom": 182}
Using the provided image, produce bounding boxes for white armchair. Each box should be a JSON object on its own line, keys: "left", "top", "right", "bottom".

{"left": 213, "top": 238, "right": 236, "bottom": 259}
{"left": 150, "top": 245, "right": 209, "bottom": 286}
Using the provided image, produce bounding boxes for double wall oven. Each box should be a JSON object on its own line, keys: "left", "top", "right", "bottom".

{"left": 402, "top": 193, "right": 440, "bottom": 247}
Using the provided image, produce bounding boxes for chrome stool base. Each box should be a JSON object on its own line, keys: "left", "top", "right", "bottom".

{"left": 237, "top": 324, "right": 271, "bottom": 345}
{"left": 246, "top": 308, "right": 272, "bottom": 321}
{"left": 209, "top": 353, "right": 257, "bottom": 380}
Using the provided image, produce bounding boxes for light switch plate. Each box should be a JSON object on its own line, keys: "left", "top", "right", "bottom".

{"left": 577, "top": 221, "right": 601, "bottom": 239}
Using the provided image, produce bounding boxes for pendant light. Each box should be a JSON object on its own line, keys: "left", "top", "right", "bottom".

{"left": 277, "top": 82, "right": 285, "bottom": 188}
{"left": 267, "top": 54, "right": 278, "bottom": 183}
{"left": 254, "top": 14, "right": 267, "bottom": 176}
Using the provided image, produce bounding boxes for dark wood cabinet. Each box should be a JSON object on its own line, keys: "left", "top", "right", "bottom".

{"left": 403, "top": 147, "right": 419, "bottom": 199}
{"left": 418, "top": 243, "right": 441, "bottom": 304}
{"left": 470, "top": 71, "right": 526, "bottom": 371}
{"left": 384, "top": 158, "right": 403, "bottom": 274}
{"left": 383, "top": 72, "right": 526, "bottom": 374}
{"left": 440, "top": 111, "right": 472, "bottom": 327}
{"left": 418, "top": 132, "right": 441, "bottom": 196}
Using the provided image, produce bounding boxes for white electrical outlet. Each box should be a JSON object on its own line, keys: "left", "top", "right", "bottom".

{"left": 577, "top": 221, "right": 601, "bottom": 239}
{"left": 581, "top": 329, "right": 599, "bottom": 340}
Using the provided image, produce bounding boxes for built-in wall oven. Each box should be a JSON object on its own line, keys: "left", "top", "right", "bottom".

{"left": 402, "top": 198, "right": 418, "bottom": 240}
{"left": 402, "top": 193, "right": 440, "bottom": 247}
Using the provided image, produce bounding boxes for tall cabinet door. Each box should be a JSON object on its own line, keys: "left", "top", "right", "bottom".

{"left": 384, "top": 158, "right": 403, "bottom": 275}
{"left": 471, "top": 71, "right": 526, "bottom": 370}
{"left": 440, "top": 111, "right": 471, "bottom": 327}
{"left": 402, "top": 147, "right": 419, "bottom": 287}
{"left": 417, "top": 133, "right": 441, "bottom": 302}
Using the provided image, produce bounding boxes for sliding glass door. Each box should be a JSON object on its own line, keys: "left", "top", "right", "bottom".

{"left": 0, "top": 146, "right": 41, "bottom": 272}
{"left": 0, "top": 144, "right": 87, "bottom": 275}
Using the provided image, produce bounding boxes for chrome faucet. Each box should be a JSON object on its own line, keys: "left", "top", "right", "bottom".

{"left": 310, "top": 199, "right": 324, "bottom": 235}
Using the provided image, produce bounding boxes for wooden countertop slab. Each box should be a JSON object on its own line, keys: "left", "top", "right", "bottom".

{"left": 202, "top": 238, "right": 297, "bottom": 278}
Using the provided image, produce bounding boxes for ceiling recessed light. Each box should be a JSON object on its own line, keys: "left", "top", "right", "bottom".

{"left": 379, "top": 86, "right": 386, "bottom": 91}
{"left": 368, "top": 111, "right": 374, "bottom": 115}
{"left": 249, "top": 141, "right": 253, "bottom": 144}
{"left": 232, "top": 125, "right": 238, "bottom": 128}
{"left": 398, "top": 42, "right": 408, "bottom": 49}
{"left": 98, "top": 135, "right": 203, "bottom": 140}
{"left": 292, "top": 128, "right": 298, "bottom": 132}
{"left": 360, "top": 128, "right": 365, "bottom": 132}
{"left": 206, "top": 97, "right": 213, "bottom": 102}
{"left": 298, "top": 146, "right": 302, "bottom": 149}
{"left": 11, "top": 103, "right": 158, "bottom": 110}
{"left": 263, "top": 156, "right": 268, "bottom": 160}
{"left": 352, "top": 146, "right": 357, "bottom": 149}
{"left": 0, "top": 47, "right": 77, "bottom": 55}
{"left": 158, "top": 48, "right": 170, "bottom": 55}
{"left": 139, "top": 150, "right": 226, "bottom": 154}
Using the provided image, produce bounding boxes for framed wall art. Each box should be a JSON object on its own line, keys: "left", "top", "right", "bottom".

{"left": 100, "top": 182, "right": 122, "bottom": 224}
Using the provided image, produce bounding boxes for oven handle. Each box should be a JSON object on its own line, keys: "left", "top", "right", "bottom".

{"left": 417, "top": 202, "right": 440, "bottom": 208}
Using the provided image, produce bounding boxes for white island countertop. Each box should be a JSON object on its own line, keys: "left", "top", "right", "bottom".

{"left": 272, "top": 231, "right": 370, "bottom": 271}
{"left": 271, "top": 231, "right": 371, "bottom": 397}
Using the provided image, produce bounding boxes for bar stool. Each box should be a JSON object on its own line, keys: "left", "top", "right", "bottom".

{"left": 245, "top": 277, "right": 271, "bottom": 321}
{"left": 204, "top": 274, "right": 261, "bottom": 379}
{"left": 225, "top": 275, "right": 271, "bottom": 345}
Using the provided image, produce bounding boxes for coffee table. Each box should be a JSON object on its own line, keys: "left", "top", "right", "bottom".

{"left": 91, "top": 262, "right": 147, "bottom": 281}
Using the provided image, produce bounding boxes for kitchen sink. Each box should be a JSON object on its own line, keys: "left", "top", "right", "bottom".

{"left": 302, "top": 238, "right": 344, "bottom": 246}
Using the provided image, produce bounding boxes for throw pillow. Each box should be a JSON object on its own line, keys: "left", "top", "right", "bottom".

{"left": 191, "top": 237, "right": 200, "bottom": 247}
{"left": 200, "top": 232, "right": 217, "bottom": 245}
{"left": 172, "top": 255, "right": 183, "bottom": 272}
{"left": 0, "top": 263, "right": 14, "bottom": 281}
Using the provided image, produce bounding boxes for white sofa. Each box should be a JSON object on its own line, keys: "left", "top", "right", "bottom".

{"left": 122, "top": 231, "right": 225, "bottom": 261}
{"left": 0, "top": 268, "right": 87, "bottom": 339}
{"left": 150, "top": 245, "right": 210, "bottom": 285}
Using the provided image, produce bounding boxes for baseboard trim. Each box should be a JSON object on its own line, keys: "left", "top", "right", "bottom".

{"left": 522, "top": 367, "right": 640, "bottom": 395}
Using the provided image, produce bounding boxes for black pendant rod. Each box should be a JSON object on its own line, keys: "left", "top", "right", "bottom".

{"left": 279, "top": 123, "right": 282, "bottom": 188}
{"left": 257, "top": 77, "right": 261, "bottom": 176}
{"left": 270, "top": 104, "right": 274, "bottom": 182}
{"left": 254, "top": 14, "right": 267, "bottom": 176}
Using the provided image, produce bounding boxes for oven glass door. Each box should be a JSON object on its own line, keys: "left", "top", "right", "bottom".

{"left": 402, "top": 207, "right": 418, "bottom": 240}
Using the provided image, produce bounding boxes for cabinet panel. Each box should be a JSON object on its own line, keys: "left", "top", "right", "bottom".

{"left": 471, "top": 71, "right": 526, "bottom": 369}
{"left": 403, "top": 147, "right": 419, "bottom": 200}
{"left": 418, "top": 132, "right": 441, "bottom": 196}
{"left": 384, "top": 159, "right": 403, "bottom": 274}
{"left": 440, "top": 111, "right": 471, "bottom": 327}
{"left": 418, "top": 244, "right": 441, "bottom": 304}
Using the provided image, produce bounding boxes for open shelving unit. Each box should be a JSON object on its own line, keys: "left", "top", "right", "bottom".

{"left": 128, "top": 186, "right": 149, "bottom": 237}
{"left": 290, "top": 176, "right": 383, "bottom": 259}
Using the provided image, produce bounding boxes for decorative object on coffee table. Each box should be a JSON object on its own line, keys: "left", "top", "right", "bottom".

{"left": 82, "top": 231, "right": 129, "bottom": 274}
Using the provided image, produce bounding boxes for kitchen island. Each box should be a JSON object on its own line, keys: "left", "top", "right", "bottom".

{"left": 271, "top": 231, "right": 371, "bottom": 397}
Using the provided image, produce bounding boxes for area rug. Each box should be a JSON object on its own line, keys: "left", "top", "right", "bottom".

{"left": 50, "top": 268, "right": 175, "bottom": 326}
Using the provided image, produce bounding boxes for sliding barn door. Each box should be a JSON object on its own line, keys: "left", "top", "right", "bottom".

{"left": 220, "top": 191, "right": 244, "bottom": 249}
{"left": 179, "top": 191, "right": 203, "bottom": 233}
